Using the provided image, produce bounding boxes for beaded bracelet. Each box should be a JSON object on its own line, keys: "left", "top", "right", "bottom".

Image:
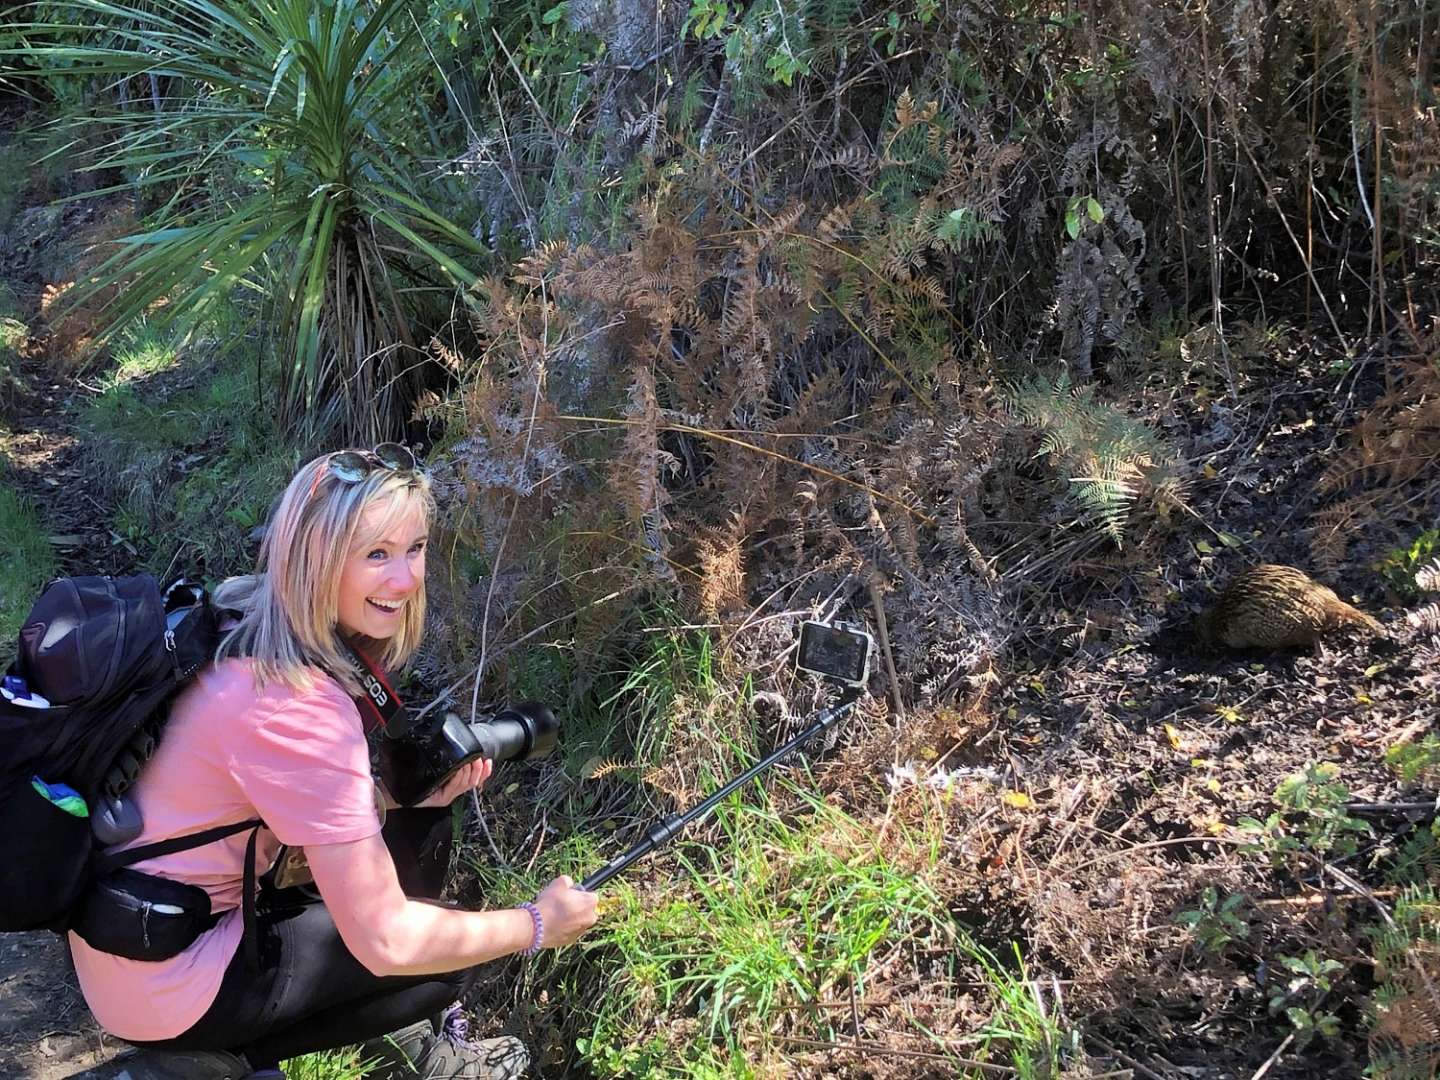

{"left": 517, "top": 901, "right": 544, "bottom": 956}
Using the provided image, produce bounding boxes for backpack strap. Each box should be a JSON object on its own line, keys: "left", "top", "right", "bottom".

{"left": 95, "top": 818, "right": 264, "bottom": 875}
{"left": 94, "top": 819, "right": 268, "bottom": 969}
{"left": 243, "top": 825, "right": 261, "bottom": 971}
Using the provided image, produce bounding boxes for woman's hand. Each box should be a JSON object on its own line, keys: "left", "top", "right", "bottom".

{"left": 532, "top": 875, "right": 600, "bottom": 949}
{"left": 413, "top": 757, "right": 492, "bottom": 808}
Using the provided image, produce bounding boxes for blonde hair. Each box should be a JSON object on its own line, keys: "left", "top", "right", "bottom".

{"left": 214, "top": 452, "right": 434, "bottom": 694}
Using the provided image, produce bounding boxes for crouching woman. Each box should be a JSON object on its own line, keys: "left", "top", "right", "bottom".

{"left": 70, "top": 448, "right": 598, "bottom": 1079}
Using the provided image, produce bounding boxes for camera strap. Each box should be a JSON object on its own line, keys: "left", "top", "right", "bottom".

{"left": 339, "top": 638, "right": 409, "bottom": 735}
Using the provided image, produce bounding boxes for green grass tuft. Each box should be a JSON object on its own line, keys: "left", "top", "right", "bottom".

{"left": 76, "top": 319, "right": 296, "bottom": 579}
{"left": 468, "top": 768, "right": 975, "bottom": 1078}
{"left": 0, "top": 485, "right": 57, "bottom": 657}
{"left": 280, "top": 1046, "right": 370, "bottom": 1080}
{"left": 104, "top": 322, "right": 182, "bottom": 387}
{"left": 571, "top": 791, "right": 960, "bottom": 1075}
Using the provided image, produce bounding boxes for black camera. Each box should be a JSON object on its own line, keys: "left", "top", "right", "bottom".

{"left": 378, "top": 702, "right": 559, "bottom": 806}
{"left": 795, "top": 620, "right": 873, "bottom": 687}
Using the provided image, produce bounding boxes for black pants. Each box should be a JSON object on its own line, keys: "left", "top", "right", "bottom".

{"left": 131, "top": 808, "right": 478, "bottom": 1069}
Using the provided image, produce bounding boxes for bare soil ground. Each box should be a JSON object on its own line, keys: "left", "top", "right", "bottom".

{"left": 0, "top": 933, "right": 127, "bottom": 1078}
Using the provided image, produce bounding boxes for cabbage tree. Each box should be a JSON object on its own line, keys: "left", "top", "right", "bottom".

{"left": 9, "top": 0, "right": 484, "bottom": 443}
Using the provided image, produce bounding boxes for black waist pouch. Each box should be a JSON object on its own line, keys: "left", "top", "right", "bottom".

{"left": 71, "top": 868, "right": 221, "bottom": 961}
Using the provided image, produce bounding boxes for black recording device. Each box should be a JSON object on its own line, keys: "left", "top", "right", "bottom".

{"left": 580, "top": 616, "right": 874, "bottom": 891}
{"left": 795, "top": 620, "right": 873, "bottom": 687}
{"left": 377, "top": 702, "right": 559, "bottom": 807}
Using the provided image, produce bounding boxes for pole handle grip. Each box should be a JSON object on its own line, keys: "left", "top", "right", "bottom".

{"left": 579, "top": 815, "right": 682, "bottom": 891}
{"left": 580, "top": 862, "right": 622, "bottom": 892}
{"left": 577, "top": 692, "right": 858, "bottom": 891}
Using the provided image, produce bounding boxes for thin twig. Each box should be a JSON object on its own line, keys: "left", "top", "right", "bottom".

{"left": 816, "top": 283, "right": 938, "bottom": 414}
{"left": 724, "top": 48, "right": 921, "bottom": 179}
{"left": 1249, "top": 1032, "right": 1295, "bottom": 1080}
{"left": 410, "top": 11, "right": 479, "bottom": 145}
{"left": 468, "top": 351, "right": 545, "bottom": 728}
{"left": 468, "top": 789, "right": 508, "bottom": 868}
{"left": 1256, "top": 888, "right": 1397, "bottom": 908}
{"left": 1087, "top": 1034, "right": 1174, "bottom": 1080}
{"left": 485, "top": 70, "right": 537, "bottom": 247}
{"left": 1322, "top": 862, "right": 1440, "bottom": 1020}
{"left": 490, "top": 28, "right": 562, "bottom": 153}
{"left": 866, "top": 572, "right": 905, "bottom": 724}
{"left": 1066, "top": 835, "right": 1244, "bottom": 875}
{"left": 414, "top": 585, "right": 639, "bottom": 723}
{"left": 698, "top": 60, "right": 729, "bottom": 154}
{"left": 848, "top": 973, "right": 862, "bottom": 1047}
{"left": 1235, "top": 136, "right": 1350, "bottom": 352}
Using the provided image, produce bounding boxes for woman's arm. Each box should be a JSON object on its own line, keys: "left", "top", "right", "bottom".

{"left": 306, "top": 832, "right": 598, "bottom": 976}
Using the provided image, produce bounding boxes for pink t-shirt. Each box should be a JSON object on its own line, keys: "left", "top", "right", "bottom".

{"left": 69, "top": 658, "right": 383, "bottom": 1041}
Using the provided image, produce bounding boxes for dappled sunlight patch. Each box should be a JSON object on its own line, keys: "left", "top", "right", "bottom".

{"left": 103, "top": 323, "right": 183, "bottom": 388}
{"left": 30, "top": 202, "right": 139, "bottom": 372}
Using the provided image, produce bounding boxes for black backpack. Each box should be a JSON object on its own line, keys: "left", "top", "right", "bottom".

{"left": 0, "top": 574, "right": 252, "bottom": 934}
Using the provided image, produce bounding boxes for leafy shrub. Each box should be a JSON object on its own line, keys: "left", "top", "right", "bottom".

{"left": 1240, "top": 763, "right": 1373, "bottom": 864}
{"left": 1176, "top": 887, "right": 1250, "bottom": 955}
{"left": 1376, "top": 530, "right": 1440, "bottom": 600}
{"left": 1269, "top": 951, "right": 1345, "bottom": 1050}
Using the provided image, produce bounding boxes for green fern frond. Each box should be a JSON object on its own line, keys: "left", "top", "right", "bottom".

{"left": 1072, "top": 476, "right": 1135, "bottom": 544}
{"left": 1004, "top": 374, "right": 1173, "bottom": 547}
{"left": 1037, "top": 429, "right": 1068, "bottom": 460}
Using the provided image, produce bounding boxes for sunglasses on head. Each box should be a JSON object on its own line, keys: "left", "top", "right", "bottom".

{"left": 327, "top": 443, "right": 418, "bottom": 482}
{"left": 309, "top": 443, "right": 420, "bottom": 500}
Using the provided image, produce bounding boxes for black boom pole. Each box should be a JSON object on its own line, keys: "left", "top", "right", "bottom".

{"left": 580, "top": 689, "right": 862, "bottom": 892}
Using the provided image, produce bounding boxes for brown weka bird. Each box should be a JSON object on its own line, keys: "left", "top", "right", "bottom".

{"left": 1193, "top": 564, "right": 1384, "bottom": 650}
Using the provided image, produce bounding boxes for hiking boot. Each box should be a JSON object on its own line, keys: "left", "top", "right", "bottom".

{"left": 69, "top": 1047, "right": 264, "bottom": 1079}
{"left": 360, "top": 1004, "right": 529, "bottom": 1080}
